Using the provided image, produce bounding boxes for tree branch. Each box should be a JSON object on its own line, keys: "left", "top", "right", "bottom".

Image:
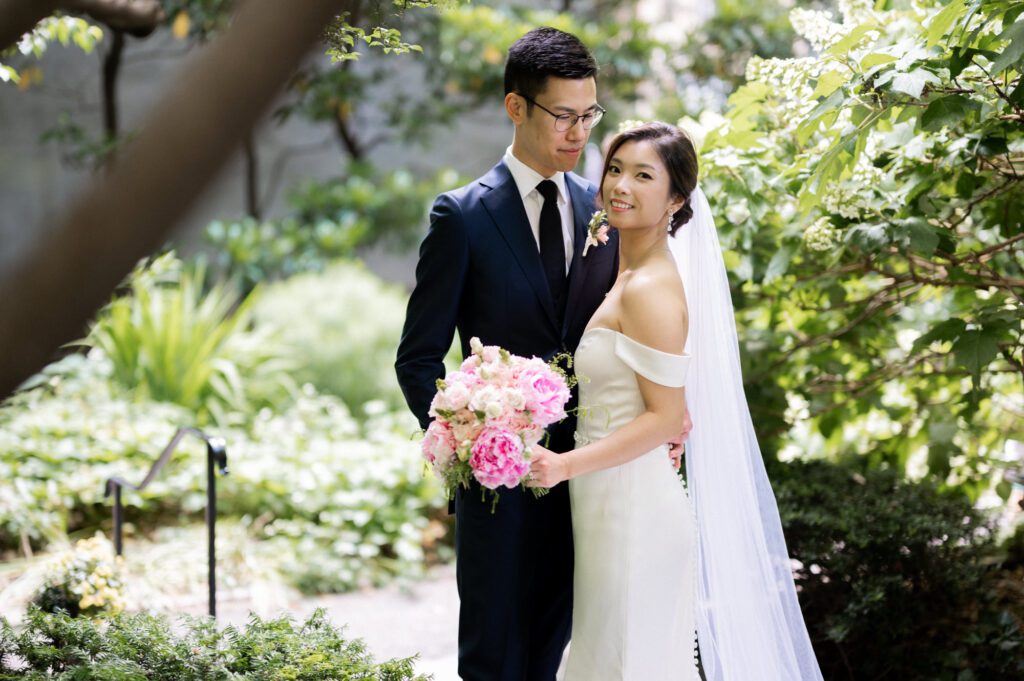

{"left": 63, "top": 0, "right": 164, "bottom": 35}
{"left": 0, "top": 0, "right": 62, "bottom": 52}
{"left": 0, "top": 0, "right": 354, "bottom": 398}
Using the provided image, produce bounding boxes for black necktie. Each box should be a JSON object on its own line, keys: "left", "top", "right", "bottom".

{"left": 536, "top": 179, "right": 566, "bottom": 319}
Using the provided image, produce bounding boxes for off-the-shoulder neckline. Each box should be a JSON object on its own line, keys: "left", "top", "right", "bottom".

{"left": 581, "top": 326, "right": 690, "bottom": 359}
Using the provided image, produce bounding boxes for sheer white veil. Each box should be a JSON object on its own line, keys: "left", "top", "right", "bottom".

{"left": 671, "top": 185, "right": 824, "bottom": 681}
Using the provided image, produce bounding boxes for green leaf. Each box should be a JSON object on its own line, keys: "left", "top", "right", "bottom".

{"left": 845, "top": 223, "right": 890, "bottom": 253}
{"left": 991, "top": 18, "right": 1024, "bottom": 74}
{"left": 912, "top": 318, "right": 966, "bottom": 354}
{"left": 976, "top": 136, "right": 1009, "bottom": 156}
{"left": 952, "top": 329, "right": 1000, "bottom": 381}
{"left": 861, "top": 52, "right": 898, "bottom": 70}
{"left": 811, "top": 70, "right": 849, "bottom": 99}
{"left": 890, "top": 69, "right": 940, "bottom": 99}
{"left": 827, "top": 23, "right": 879, "bottom": 57}
{"left": 764, "top": 243, "right": 797, "bottom": 284}
{"left": 996, "top": 479, "right": 1012, "bottom": 501}
{"left": 920, "top": 95, "right": 979, "bottom": 131}
{"left": 926, "top": 0, "right": 966, "bottom": 48}
{"left": 1010, "top": 77, "right": 1024, "bottom": 105}
{"left": 903, "top": 219, "right": 940, "bottom": 256}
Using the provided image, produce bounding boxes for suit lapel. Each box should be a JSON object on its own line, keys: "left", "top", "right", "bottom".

{"left": 479, "top": 162, "right": 559, "bottom": 332}
{"left": 562, "top": 174, "right": 598, "bottom": 337}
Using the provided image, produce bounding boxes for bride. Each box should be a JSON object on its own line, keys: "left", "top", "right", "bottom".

{"left": 527, "top": 122, "right": 824, "bottom": 681}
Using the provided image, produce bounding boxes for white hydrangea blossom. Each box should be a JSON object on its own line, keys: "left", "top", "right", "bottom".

{"left": 839, "top": 0, "right": 875, "bottom": 25}
{"left": 790, "top": 8, "right": 848, "bottom": 52}
{"left": 803, "top": 217, "right": 840, "bottom": 252}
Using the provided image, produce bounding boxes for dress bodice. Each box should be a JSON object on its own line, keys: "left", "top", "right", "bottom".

{"left": 574, "top": 327, "right": 691, "bottom": 446}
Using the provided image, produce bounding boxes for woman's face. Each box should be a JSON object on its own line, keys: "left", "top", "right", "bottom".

{"left": 601, "top": 139, "right": 680, "bottom": 232}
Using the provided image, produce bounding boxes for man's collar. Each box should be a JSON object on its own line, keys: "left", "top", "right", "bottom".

{"left": 503, "top": 146, "right": 568, "bottom": 203}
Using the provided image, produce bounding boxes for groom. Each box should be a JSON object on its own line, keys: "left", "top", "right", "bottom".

{"left": 395, "top": 27, "right": 618, "bottom": 681}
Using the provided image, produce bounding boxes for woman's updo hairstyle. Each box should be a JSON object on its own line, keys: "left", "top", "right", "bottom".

{"left": 600, "top": 122, "right": 698, "bottom": 236}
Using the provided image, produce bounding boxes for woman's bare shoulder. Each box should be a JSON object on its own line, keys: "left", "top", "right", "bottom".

{"left": 619, "top": 255, "right": 688, "bottom": 353}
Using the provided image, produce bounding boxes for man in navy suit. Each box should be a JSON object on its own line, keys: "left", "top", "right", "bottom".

{"left": 395, "top": 27, "right": 619, "bottom": 681}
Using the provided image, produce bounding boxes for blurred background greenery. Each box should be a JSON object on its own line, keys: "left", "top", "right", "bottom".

{"left": 1, "top": 0, "right": 1022, "bottom": 677}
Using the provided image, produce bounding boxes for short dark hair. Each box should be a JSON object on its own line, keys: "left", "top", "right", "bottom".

{"left": 601, "top": 122, "right": 699, "bottom": 236}
{"left": 504, "top": 27, "right": 598, "bottom": 104}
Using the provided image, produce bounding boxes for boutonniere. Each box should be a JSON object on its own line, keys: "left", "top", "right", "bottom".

{"left": 583, "top": 210, "right": 610, "bottom": 257}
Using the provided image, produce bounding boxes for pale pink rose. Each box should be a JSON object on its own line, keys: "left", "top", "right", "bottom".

{"left": 480, "top": 345, "right": 500, "bottom": 364}
{"left": 443, "top": 380, "right": 472, "bottom": 411}
{"left": 469, "top": 426, "right": 529, "bottom": 489}
{"left": 428, "top": 390, "right": 450, "bottom": 418}
{"left": 518, "top": 365, "right": 570, "bottom": 426}
{"left": 422, "top": 420, "right": 457, "bottom": 475}
{"left": 469, "top": 384, "right": 502, "bottom": 415}
{"left": 460, "top": 356, "right": 480, "bottom": 374}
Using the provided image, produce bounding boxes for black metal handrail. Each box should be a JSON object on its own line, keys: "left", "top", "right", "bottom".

{"left": 104, "top": 427, "right": 228, "bottom": 617}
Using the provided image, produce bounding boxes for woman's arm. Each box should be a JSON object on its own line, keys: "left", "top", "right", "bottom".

{"left": 528, "top": 264, "right": 688, "bottom": 486}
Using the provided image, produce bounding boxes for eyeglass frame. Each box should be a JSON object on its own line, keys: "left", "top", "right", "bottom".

{"left": 516, "top": 93, "right": 606, "bottom": 131}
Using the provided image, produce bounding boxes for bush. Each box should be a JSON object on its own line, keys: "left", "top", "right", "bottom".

{"left": 84, "top": 252, "right": 295, "bottom": 427}
{"left": 0, "top": 352, "right": 448, "bottom": 593}
{"left": 251, "top": 260, "right": 409, "bottom": 412}
{"left": 31, "top": 535, "right": 126, "bottom": 618}
{"left": 0, "top": 608, "right": 429, "bottom": 680}
{"left": 774, "top": 459, "right": 1024, "bottom": 680}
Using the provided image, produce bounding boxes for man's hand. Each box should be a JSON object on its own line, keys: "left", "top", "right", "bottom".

{"left": 667, "top": 398, "right": 693, "bottom": 470}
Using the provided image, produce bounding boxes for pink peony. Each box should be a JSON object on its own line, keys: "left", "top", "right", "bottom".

{"left": 422, "top": 420, "right": 457, "bottom": 475}
{"left": 518, "top": 364, "right": 570, "bottom": 427}
{"left": 469, "top": 426, "right": 529, "bottom": 489}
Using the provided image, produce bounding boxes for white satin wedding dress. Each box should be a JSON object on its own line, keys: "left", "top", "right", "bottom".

{"left": 564, "top": 326, "right": 700, "bottom": 681}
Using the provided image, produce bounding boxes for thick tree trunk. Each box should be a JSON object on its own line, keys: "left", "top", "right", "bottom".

{"left": 0, "top": 0, "right": 352, "bottom": 398}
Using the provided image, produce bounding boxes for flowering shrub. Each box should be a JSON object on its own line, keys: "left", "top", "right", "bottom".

{"left": 31, "top": 535, "right": 126, "bottom": 618}
{"left": 682, "top": 0, "right": 1022, "bottom": 491}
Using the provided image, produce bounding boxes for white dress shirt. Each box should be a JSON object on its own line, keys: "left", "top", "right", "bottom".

{"left": 503, "top": 146, "right": 574, "bottom": 275}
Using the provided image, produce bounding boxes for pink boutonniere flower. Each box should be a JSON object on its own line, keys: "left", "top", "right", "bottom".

{"left": 583, "top": 209, "right": 610, "bottom": 257}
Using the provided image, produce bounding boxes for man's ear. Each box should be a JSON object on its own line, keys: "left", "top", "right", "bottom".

{"left": 505, "top": 92, "right": 525, "bottom": 124}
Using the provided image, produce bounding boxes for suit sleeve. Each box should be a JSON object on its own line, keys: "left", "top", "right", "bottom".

{"left": 395, "top": 192, "right": 469, "bottom": 430}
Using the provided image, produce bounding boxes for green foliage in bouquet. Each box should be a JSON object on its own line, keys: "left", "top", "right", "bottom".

{"left": 250, "top": 260, "right": 409, "bottom": 411}
{"left": 83, "top": 252, "right": 295, "bottom": 426}
{"left": 206, "top": 166, "right": 462, "bottom": 291}
{"left": 775, "top": 459, "right": 1024, "bottom": 679}
{"left": 690, "top": 0, "right": 1022, "bottom": 490}
{"left": 0, "top": 608, "right": 429, "bottom": 680}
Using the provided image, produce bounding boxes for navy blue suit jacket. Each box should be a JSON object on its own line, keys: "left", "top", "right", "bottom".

{"left": 396, "top": 160, "right": 619, "bottom": 451}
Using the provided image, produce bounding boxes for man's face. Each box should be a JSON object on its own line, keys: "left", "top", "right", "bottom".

{"left": 507, "top": 76, "right": 599, "bottom": 177}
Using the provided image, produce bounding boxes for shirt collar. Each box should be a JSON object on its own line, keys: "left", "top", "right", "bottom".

{"left": 503, "top": 146, "right": 568, "bottom": 205}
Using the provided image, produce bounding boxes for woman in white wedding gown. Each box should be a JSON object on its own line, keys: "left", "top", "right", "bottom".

{"left": 528, "top": 122, "right": 824, "bottom": 681}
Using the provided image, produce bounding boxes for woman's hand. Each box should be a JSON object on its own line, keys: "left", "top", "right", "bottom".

{"left": 526, "top": 445, "right": 571, "bottom": 488}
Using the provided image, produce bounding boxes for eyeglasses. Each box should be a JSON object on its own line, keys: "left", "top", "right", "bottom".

{"left": 518, "top": 93, "right": 605, "bottom": 132}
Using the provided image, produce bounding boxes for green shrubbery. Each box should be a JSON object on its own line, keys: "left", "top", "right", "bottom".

{"left": 774, "top": 459, "right": 1024, "bottom": 679}
{"left": 0, "top": 348, "right": 444, "bottom": 593}
{"left": 0, "top": 608, "right": 428, "bottom": 680}
{"left": 251, "top": 261, "right": 409, "bottom": 412}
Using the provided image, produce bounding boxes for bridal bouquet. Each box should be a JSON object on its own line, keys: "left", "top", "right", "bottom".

{"left": 421, "top": 337, "right": 571, "bottom": 504}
